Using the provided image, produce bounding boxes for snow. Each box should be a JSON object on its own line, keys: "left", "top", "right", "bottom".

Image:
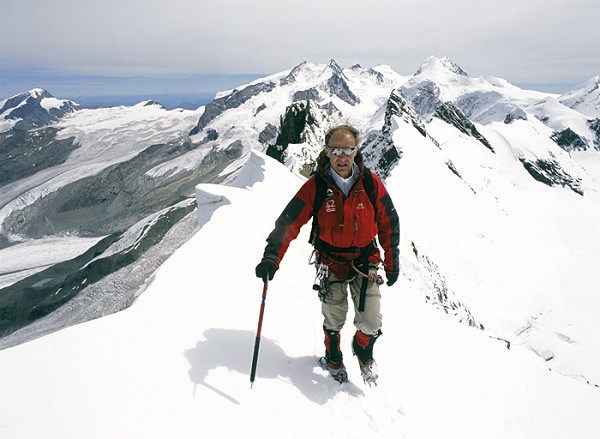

{"left": 2, "top": 58, "right": 600, "bottom": 438}
{"left": 39, "top": 96, "right": 69, "bottom": 111}
{"left": 1, "top": 147, "right": 600, "bottom": 438}
{"left": 0, "top": 104, "right": 203, "bottom": 237}
{"left": 528, "top": 96, "right": 597, "bottom": 143}
{"left": 559, "top": 75, "right": 600, "bottom": 118}
{"left": 0, "top": 236, "right": 104, "bottom": 288}
{"left": 0, "top": 117, "right": 18, "bottom": 132}
{"left": 28, "top": 88, "right": 46, "bottom": 98}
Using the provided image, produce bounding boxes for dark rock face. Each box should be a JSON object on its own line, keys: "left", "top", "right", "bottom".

{"left": 323, "top": 72, "right": 360, "bottom": 106}
{"left": 587, "top": 119, "right": 600, "bottom": 151}
{"left": 0, "top": 128, "right": 79, "bottom": 187}
{"left": 293, "top": 88, "right": 321, "bottom": 102}
{"left": 0, "top": 201, "right": 196, "bottom": 337}
{"left": 259, "top": 123, "right": 278, "bottom": 145}
{"left": 361, "top": 91, "right": 416, "bottom": 178}
{"left": 280, "top": 61, "right": 308, "bottom": 86}
{"left": 389, "top": 90, "right": 428, "bottom": 138}
{"left": 190, "top": 82, "right": 276, "bottom": 135}
{"left": 266, "top": 101, "right": 315, "bottom": 163}
{"left": 434, "top": 102, "right": 495, "bottom": 153}
{"left": 504, "top": 111, "right": 528, "bottom": 124}
{"left": 1, "top": 90, "right": 79, "bottom": 130}
{"left": 520, "top": 155, "right": 583, "bottom": 195}
{"left": 551, "top": 128, "right": 590, "bottom": 152}
{"left": 1, "top": 136, "right": 245, "bottom": 238}
{"left": 399, "top": 80, "right": 442, "bottom": 120}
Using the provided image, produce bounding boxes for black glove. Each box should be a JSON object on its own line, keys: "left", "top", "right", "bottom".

{"left": 386, "top": 271, "right": 399, "bottom": 287}
{"left": 255, "top": 259, "right": 278, "bottom": 282}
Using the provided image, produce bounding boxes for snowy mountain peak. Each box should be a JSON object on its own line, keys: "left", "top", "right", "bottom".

{"left": 321, "top": 58, "right": 350, "bottom": 82}
{"left": 560, "top": 75, "right": 600, "bottom": 118}
{"left": 0, "top": 88, "right": 80, "bottom": 131}
{"left": 136, "top": 100, "right": 166, "bottom": 109}
{"left": 28, "top": 88, "right": 53, "bottom": 99}
{"left": 326, "top": 58, "right": 344, "bottom": 73}
{"left": 415, "top": 55, "right": 469, "bottom": 77}
{"left": 281, "top": 61, "right": 310, "bottom": 84}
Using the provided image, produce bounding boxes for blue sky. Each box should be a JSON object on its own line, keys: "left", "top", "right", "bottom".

{"left": 1, "top": 0, "right": 598, "bottom": 101}
{"left": 0, "top": 70, "right": 265, "bottom": 106}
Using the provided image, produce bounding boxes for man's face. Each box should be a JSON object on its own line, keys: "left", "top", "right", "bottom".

{"left": 325, "top": 130, "right": 358, "bottom": 178}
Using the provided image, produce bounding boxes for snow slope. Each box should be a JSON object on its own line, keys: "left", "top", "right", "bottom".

{"left": 560, "top": 75, "right": 600, "bottom": 118}
{"left": 0, "top": 236, "right": 103, "bottom": 288}
{"left": 1, "top": 147, "right": 600, "bottom": 438}
{"left": 0, "top": 101, "right": 202, "bottom": 235}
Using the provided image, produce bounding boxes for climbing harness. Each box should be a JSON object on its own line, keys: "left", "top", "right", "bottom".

{"left": 350, "top": 260, "right": 384, "bottom": 285}
{"left": 309, "top": 251, "right": 332, "bottom": 303}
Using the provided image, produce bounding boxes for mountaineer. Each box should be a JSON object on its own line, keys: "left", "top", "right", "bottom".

{"left": 255, "top": 124, "right": 400, "bottom": 385}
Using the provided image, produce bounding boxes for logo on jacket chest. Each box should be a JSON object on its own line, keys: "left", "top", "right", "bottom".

{"left": 324, "top": 188, "right": 335, "bottom": 212}
{"left": 325, "top": 199, "right": 336, "bottom": 212}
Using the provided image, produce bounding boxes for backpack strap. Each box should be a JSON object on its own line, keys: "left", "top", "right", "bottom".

{"left": 313, "top": 174, "right": 328, "bottom": 215}
{"left": 362, "top": 167, "right": 377, "bottom": 215}
{"left": 309, "top": 175, "right": 328, "bottom": 244}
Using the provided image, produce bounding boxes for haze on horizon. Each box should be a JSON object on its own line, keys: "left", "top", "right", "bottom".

{"left": 1, "top": 0, "right": 598, "bottom": 101}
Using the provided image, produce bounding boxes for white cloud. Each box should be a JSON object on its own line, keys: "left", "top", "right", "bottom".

{"left": 1, "top": 0, "right": 598, "bottom": 85}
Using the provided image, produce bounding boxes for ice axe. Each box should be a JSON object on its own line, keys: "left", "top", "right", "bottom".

{"left": 250, "top": 280, "right": 268, "bottom": 388}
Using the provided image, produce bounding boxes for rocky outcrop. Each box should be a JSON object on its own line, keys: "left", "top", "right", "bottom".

{"left": 361, "top": 91, "right": 419, "bottom": 178}
{"left": 292, "top": 88, "right": 321, "bottom": 102}
{"left": 434, "top": 102, "right": 495, "bottom": 153}
{"left": 399, "top": 80, "right": 443, "bottom": 121}
{"left": 0, "top": 89, "right": 79, "bottom": 130}
{"left": 319, "top": 59, "right": 360, "bottom": 106}
{"left": 551, "top": 127, "right": 590, "bottom": 152}
{"left": 519, "top": 154, "right": 583, "bottom": 195}
{"left": 190, "top": 81, "right": 276, "bottom": 135}
{"left": 588, "top": 119, "right": 600, "bottom": 150}
{"left": 0, "top": 127, "right": 78, "bottom": 187}
{"left": 266, "top": 100, "right": 327, "bottom": 176}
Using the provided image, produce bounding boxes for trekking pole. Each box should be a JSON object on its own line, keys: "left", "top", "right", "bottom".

{"left": 250, "top": 280, "right": 269, "bottom": 388}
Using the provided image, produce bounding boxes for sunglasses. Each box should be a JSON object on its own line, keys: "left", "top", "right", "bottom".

{"left": 326, "top": 146, "right": 357, "bottom": 156}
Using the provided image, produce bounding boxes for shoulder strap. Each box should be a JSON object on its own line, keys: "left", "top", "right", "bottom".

{"left": 313, "top": 174, "right": 328, "bottom": 214}
{"left": 362, "top": 167, "right": 377, "bottom": 213}
{"left": 309, "top": 175, "right": 327, "bottom": 244}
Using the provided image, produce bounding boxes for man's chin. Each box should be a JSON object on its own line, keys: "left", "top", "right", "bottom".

{"left": 334, "top": 165, "right": 351, "bottom": 176}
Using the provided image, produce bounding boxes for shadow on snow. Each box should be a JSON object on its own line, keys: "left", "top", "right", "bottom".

{"left": 184, "top": 327, "right": 364, "bottom": 405}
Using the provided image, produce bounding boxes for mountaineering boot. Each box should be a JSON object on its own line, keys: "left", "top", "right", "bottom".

{"left": 357, "top": 357, "right": 378, "bottom": 386}
{"left": 320, "top": 329, "right": 348, "bottom": 383}
{"left": 318, "top": 357, "right": 348, "bottom": 383}
{"left": 352, "top": 330, "right": 381, "bottom": 386}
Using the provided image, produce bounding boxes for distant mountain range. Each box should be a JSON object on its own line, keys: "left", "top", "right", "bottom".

{"left": 0, "top": 56, "right": 598, "bottom": 349}
{"left": 62, "top": 93, "right": 215, "bottom": 110}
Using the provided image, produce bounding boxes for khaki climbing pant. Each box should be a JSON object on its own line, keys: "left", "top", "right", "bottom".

{"left": 321, "top": 272, "right": 382, "bottom": 336}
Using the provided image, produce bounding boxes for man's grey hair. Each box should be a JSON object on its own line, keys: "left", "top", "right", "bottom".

{"left": 324, "top": 124, "right": 360, "bottom": 146}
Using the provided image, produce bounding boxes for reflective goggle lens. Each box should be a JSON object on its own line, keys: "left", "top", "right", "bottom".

{"left": 326, "top": 146, "right": 357, "bottom": 156}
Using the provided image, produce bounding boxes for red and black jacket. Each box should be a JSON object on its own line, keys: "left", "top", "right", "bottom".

{"left": 261, "top": 153, "right": 400, "bottom": 280}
